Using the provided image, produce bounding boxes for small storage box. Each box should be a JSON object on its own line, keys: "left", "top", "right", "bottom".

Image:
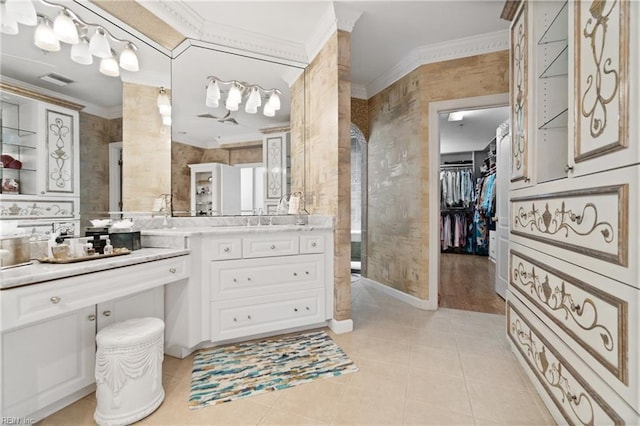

{"left": 108, "top": 231, "right": 141, "bottom": 251}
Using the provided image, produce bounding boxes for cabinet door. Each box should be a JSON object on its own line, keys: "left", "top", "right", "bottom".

{"left": 38, "top": 104, "right": 79, "bottom": 197}
{"left": 1, "top": 306, "right": 96, "bottom": 418}
{"left": 570, "top": 0, "right": 637, "bottom": 176}
{"left": 510, "top": 2, "right": 532, "bottom": 187}
{"left": 97, "top": 287, "right": 164, "bottom": 332}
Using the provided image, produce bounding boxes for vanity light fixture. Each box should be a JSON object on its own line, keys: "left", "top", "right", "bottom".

{"left": 2, "top": 0, "right": 140, "bottom": 77}
{"left": 205, "top": 76, "right": 281, "bottom": 117}
{"left": 157, "top": 87, "right": 171, "bottom": 126}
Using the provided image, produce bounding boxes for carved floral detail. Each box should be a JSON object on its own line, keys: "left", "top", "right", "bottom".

{"left": 512, "top": 15, "right": 527, "bottom": 175}
{"left": 512, "top": 260, "right": 614, "bottom": 351}
{"left": 512, "top": 319, "right": 595, "bottom": 425}
{"left": 49, "top": 116, "right": 71, "bottom": 189}
{"left": 266, "top": 138, "right": 283, "bottom": 199}
{"left": 514, "top": 201, "right": 614, "bottom": 244}
{"left": 0, "top": 202, "right": 72, "bottom": 217}
{"left": 581, "top": 0, "right": 619, "bottom": 138}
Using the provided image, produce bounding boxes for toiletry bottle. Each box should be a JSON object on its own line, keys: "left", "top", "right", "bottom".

{"left": 103, "top": 238, "right": 113, "bottom": 255}
{"left": 47, "top": 231, "right": 59, "bottom": 258}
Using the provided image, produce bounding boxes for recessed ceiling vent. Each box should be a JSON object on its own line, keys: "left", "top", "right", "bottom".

{"left": 39, "top": 73, "right": 74, "bottom": 87}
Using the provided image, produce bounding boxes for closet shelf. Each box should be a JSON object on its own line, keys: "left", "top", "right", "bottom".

{"left": 538, "top": 108, "right": 568, "bottom": 130}
{"left": 538, "top": 1, "right": 568, "bottom": 45}
{"left": 539, "top": 44, "right": 568, "bottom": 79}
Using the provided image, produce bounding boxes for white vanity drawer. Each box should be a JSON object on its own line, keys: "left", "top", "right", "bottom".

{"left": 206, "top": 237, "right": 242, "bottom": 261}
{"left": 210, "top": 254, "right": 323, "bottom": 301}
{"left": 299, "top": 234, "right": 325, "bottom": 254}
{"left": 509, "top": 242, "right": 639, "bottom": 411}
{"left": 507, "top": 296, "right": 639, "bottom": 425}
{"left": 242, "top": 234, "right": 299, "bottom": 258}
{"left": 0, "top": 255, "right": 189, "bottom": 331}
{"left": 210, "top": 289, "right": 325, "bottom": 341}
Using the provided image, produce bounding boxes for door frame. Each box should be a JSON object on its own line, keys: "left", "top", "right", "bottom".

{"left": 428, "top": 93, "right": 509, "bottom": 309}
{"left": 108, "top": 142, "right": 123, "bottom": 216}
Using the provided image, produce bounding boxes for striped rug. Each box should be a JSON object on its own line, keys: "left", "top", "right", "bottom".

{"left": 189, "top": 330, "right": 358, "bottom": 409}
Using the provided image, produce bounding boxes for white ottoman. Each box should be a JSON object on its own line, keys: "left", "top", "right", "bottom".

{"left": 94, "top": 317, "right": 165, "bottom": 426}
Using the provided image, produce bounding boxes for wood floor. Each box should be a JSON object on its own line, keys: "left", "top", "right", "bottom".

{"left": 439, "top": 253, "right": 505, "bottom": 315}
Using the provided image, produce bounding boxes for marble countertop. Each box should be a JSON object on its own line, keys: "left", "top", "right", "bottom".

{"left": 141, "top": 224, "right": 334, "bottom": 236}
{"left": 0, "top": 248, "right": 190, "bottom": 290}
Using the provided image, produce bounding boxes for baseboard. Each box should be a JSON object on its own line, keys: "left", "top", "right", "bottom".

{"left": 360, "top": 277, "right": 437, "bottom": 310}
{"left": 328, "top": 318, "right": 353, "bottom": 334}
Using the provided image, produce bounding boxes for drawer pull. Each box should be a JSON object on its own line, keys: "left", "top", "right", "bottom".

{"left": 294, "top": 308, "right": 298, "bottom": 312}
{"left": 169, "top": 268, "right": 177, "bottom": 273}
{"left": 233, "top": 317, "right": 237, "bottom": 322}
{"left": 247, "top": 315, "right": 252, "bottom": 320}
{"left": 224, "top": 247, "right": 230, "bottom": 252}
{"left": 293, "top": 272, "right": 298, "bottom": 276}
{"left": 564, "top": 164, "right": 574, "bottom": 173}
{"left": 270, "top": 245, "right": 276, "bottom": 250}
{"left": 88, "top": 314, "right": 96, "bottom": 322}
{"left": 233, "top": 278, "right": 237, "bottom": 282}
{"left": 50, "top": 296, "right": 61, "bottom": 304}
{"left": 306, "top": 306, "right": 310, "bottom": 310}
{"left": 305, "top": 271, "right": 309, "bottom": 275}
{"left": 247, "top": 277, "right": 252, "bottom": 281}
{"left": 103, "top": 310, "right": 112, "bottom": 317}
{"left": 311, "top": 242, "right": 317, "bottom": 247}
{"left": 571, "top": 304, "right": 582, "bottom": 314}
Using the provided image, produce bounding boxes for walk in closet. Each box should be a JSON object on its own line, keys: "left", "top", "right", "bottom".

{"left": 438, "top": 106, "right": 508, "bottom": 314}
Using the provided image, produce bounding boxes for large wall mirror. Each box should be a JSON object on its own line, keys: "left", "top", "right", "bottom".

{"left": 170, "top": 39, "right": 305, "bottom": 217}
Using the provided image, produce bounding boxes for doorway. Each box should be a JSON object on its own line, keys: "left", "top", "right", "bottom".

{"left": 350, "top": 124, "right": 367, "bottom": 278}
{"left": 429, "top": 95, "right": 509, "bottom": 314}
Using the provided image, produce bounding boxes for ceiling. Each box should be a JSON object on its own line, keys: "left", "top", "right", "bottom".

{"left": 0, "top": 0, "right": 509, "bottom": 146}
{"left": 439, "top": 106, "right": 509, "bottom": 154}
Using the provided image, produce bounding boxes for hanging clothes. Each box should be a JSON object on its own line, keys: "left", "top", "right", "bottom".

{"left": 440, "top": 167, "right": 475, "bottom": 208}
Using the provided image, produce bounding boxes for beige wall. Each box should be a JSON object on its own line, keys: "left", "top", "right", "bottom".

{"left": 291, "top": 30, "right": 352, "bottom": 321}
{"left": 79, "top": 113, "right": 121, "bottom": 229}
{"left": 122, "top": 83, "right": 172, "bottom": 211}
{"left": 366, "top": 50, "right": 509, "bottom": 300}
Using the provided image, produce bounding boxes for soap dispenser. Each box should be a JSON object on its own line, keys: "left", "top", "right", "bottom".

{"left": 103, "top": 238, "right": 113, "bottom": 255}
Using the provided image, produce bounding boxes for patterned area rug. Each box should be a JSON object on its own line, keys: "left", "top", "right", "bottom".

{"left": 189, "top": 330, "right": 358, "bottom": 409}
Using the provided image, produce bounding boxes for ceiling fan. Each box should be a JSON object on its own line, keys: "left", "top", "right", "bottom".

{"left": 196, "top": 109, "right": 238, "bottom": 125}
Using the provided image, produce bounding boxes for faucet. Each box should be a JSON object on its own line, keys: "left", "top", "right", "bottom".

{"left": 256, "top": 208, "right": 264, "bottom": 226}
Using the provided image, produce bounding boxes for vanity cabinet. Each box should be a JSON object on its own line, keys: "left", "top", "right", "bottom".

{"left": 1, "top": 89, "right": 80, "bottom": 237}
{"left": 207, "top": 232, "right": 333, "bottom": 342}
{"left": 0, "top": 252, "right": 188, "bottom": 421}
{"left": 507, "top": 1, "right": 640, "bottom": 422}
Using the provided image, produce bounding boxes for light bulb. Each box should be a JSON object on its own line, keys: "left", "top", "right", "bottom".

{"left": 70, "top": 36, "right": 92, "bottom": 65}
{"left": 53, "top": 9, "right": 78, "bottom": 44}
{"left": 5, "top": 0, "right": 37, "bottom": 26}
{"left": 263, "top": 102, "right": 275, "bottom": 117}
{"left": 99, "top": 51, "right": 119, "bottom": 77}
{"left": 227, "top": 84, "right": 242, "bottom": 104}
{"left": 0, "top": 3, "right": 19, "bottom": 35}
{"left": 162, "top": 114, "right": 171, "bottom": 126}
{"left": 89, "top": 27, "right": 111, "bottom": 58}
{"left": 159, "top": 104, "right": 171, "bottom": 116}
{"left": 245, "top": 88, "right": 261, "bottom": 114}
{"left": 225, "top": 96, "right": 239, "bottom": 111}
{"left": 34, "top": 17, "right": 60, "bottom": 52}
{"left": 267, "top": 92, "right": 281, "bottom": 111}
{"left": 157, "top": 88, "right": 170, "bottom": 108}
{"left": 206, "top": 80, "right": 220, "bottom": 108}
{"left": 119, "top": 43, "right": 139, "bottom": 72}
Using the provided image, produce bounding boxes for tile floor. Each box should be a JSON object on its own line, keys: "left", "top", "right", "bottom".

{"left": 39, "top": 279, "right": 554, "bottom": 425}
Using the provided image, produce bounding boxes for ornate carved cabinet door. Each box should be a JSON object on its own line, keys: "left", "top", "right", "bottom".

{"left": 571, "top": 0, "right": 638, "bottom": 176}
{"left": 40, "top": 105, "right": 79, "bottom": 196}
{"left": 510, "top": 2, "right": 530, "bottom": 185}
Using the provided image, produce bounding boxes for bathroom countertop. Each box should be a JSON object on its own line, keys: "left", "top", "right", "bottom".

{"left": 0, "top": 248, "right": 190, "bottom": 290}
{"left": 141, "top": 224, "right": 334, "bottom": 236}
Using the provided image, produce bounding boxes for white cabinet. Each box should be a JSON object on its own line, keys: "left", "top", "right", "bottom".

{"left": 507, "top": 1, "right": 640, "bottom": 422}
{"left": 0, "top": 253, "right": 188, "bottom": 421}
{"left": 1, "top": 89, "right": 80, "bottom": 237}
{"left": 1, "top": 306, "right": 96, "bottom": 420}
{"left": 205, "top": 231, "right": 333, "bottom": 343}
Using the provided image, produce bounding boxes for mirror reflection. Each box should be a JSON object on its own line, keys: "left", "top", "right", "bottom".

{"left": 170, "top": 40, "right": 302, "bottom": 216}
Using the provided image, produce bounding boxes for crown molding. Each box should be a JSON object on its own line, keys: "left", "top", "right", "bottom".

{"left": 351, "top": 83, "right": 368, "bottom": 100}
{"left": 304, "top": 3, "right": 339, "bottom": 64}
{"left": 139, "top": 0, "right": 309, "bottom": 64}
{"left": 334, "top": 3, "right": 362, "bottom": 32}
{"left": 366, "top": 29, "right": 509, "bottom": 98}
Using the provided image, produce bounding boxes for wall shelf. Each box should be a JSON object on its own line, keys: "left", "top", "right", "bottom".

{"left": 538, "top": 108, "right": 568, "bottom": 130}
{"left": 537, "top": 1, "right": 568, "bottom": 45}
{"left": 539, "top": 44, "right": 568, "bottom": 79}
